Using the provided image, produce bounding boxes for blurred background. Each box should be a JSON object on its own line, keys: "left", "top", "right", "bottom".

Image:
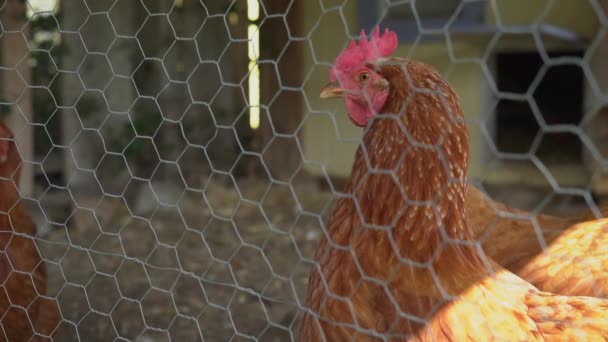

{"left": 0, "top": 0, "right": 607, "bottom": 340}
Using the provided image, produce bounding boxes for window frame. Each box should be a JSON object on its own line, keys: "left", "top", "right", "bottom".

{"left": 357, "top": 0, "right": 486, "bottom": 42}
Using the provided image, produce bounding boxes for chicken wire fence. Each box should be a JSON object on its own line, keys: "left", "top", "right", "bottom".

{"left": 0, "top": 0, "right": 606, "bottom": 340}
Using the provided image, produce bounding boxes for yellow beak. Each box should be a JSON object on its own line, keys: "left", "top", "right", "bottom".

{"left": 320, "top": 82, "right": 344, "bottom": 99}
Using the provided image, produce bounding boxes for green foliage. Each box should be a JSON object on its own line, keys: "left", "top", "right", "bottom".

{"left": 0, "top": 101, "right": 11, "bottom": 119}
{"left": 74, "top": 94, "right": 102, "bottom": 120}
{"left": 125, "top": 136, "right": 145, "bottom": 156}
{"left": 132, "top": 113, "right": 162, "bottom": 138}
{"left": 123, "top": 114, "right": 162, "bottom": 157}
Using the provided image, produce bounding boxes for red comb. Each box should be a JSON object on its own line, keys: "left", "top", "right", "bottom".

{"left": 331, "top": 27, "right": 398, "bottom": 81}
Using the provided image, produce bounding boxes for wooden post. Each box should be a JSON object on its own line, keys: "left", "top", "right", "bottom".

{"left": 1, "top": 0, "right": 34, "bottom": 196}
{"left": 60, "top": 0, "right": 84, "bottom": 187}
{"left": 258, "top": 0, "right": 303, "bottom": 181}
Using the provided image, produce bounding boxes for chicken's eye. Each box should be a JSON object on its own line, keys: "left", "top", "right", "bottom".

{"left": 358, "top": 72, "right": 371, "bottom": 83}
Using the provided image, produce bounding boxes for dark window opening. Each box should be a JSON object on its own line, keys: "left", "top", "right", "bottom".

{"left": 385, "top": 0, "right": 462, "bottom": 20}
{"left": 495, "top": 50, "right": 584, "bottom": 164}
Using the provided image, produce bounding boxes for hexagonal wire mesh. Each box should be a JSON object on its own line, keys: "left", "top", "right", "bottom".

{"left": 0, "top": 0, "right": 607, "bottom": 340}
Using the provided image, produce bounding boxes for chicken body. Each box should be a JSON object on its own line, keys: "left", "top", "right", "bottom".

{"left": 467, "top": 185, "right": 565, "bottom": 272}
{"left": 413, "top": 269, "right": 608, "bottom": 341}
{"left": 468, "top": 186, "right": 608, "bottom": 298}
{"left": 300, "top": 53, "right": 608, "bottom": 341}
{"left": 0, "top": 123, "right": 60, "bottom": 341}
{"left": 517, "top": 218, "right": 608, "bottom": 298}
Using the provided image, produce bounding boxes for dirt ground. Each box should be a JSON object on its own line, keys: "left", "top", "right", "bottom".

{"left": 36, "top": 177, "right": 596, "bottom": 341}
{"left": 38, "top": 177, "right": 333, "bottom": 342}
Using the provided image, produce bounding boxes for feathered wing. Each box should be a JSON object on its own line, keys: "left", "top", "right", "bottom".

{"left": 468, "top": 186, "right": 608, "bottom": 298}
{"left": 526, "top": 292, "right": 608, "bottom": 340}
{"left": 412, "top": 269, "right": 608, "bottom": 341}
{"left": 411, "top": 271, "right": 541, "bottom": 341}
{"left": 517, "top": 219, "right": 608, "bottom": 298}
{"left": 467, "top": 186, "right": 566, "bottom": 272}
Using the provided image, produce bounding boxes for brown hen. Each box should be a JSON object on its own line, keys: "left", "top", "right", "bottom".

{"left": 0, "top": 122, "right": 60, "bottom": 341}
{"left": 468, "top": 185, "right": 608, "bottom": 298}
{"left": 299, "top": 30, "right": 608, "bottom": 340}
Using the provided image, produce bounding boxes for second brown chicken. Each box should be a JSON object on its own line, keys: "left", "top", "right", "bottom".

{"left": 0, "top": 122, "right": 60, "bottom": 341}
{"left": 468, "top": 185, "right": 608, "bottom": 298}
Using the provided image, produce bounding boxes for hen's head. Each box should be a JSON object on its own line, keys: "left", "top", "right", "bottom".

{"left": 321, "top": 27, "right": 398, "bottom": 126}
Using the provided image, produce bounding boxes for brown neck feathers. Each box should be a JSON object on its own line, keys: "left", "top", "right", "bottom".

{"left": 345, "top": 59, "right": 475, "bottom": 263}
